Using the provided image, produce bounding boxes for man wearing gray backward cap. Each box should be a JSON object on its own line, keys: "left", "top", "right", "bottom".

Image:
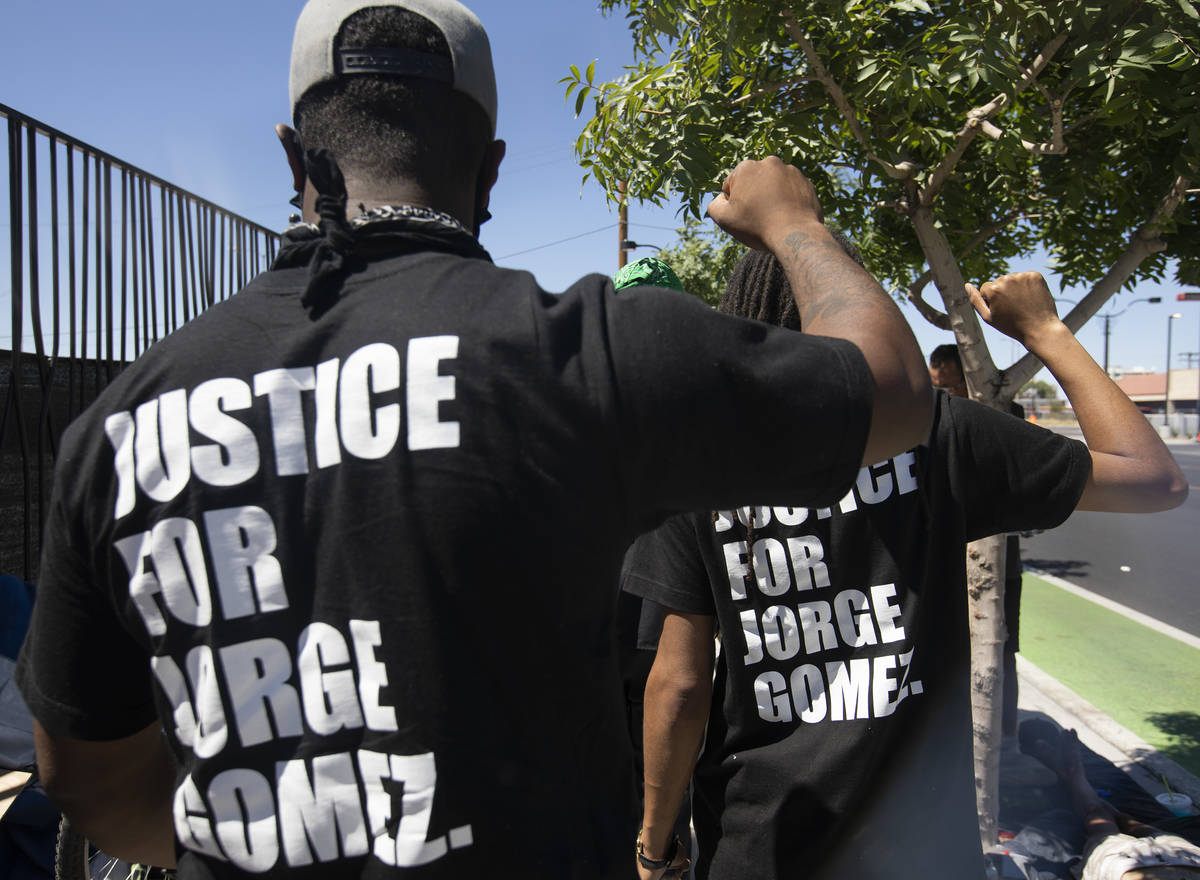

{"left": 16, "top": 1, "right": 933, "bottom": 877}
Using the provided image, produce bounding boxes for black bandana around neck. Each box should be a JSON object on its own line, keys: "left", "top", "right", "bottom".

{"left": 271, "top": 149, "right": 491, "bottom": 318}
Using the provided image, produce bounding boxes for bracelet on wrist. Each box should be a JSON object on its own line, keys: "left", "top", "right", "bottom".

{"left": 636, "top": 829, "right": 680, "bottom": 871}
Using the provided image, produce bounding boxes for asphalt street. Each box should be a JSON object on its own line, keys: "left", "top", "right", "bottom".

{"left": 1019, "top": 433, "right": 1200, "bottom": 638}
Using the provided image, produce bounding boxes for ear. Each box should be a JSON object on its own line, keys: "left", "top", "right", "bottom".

{"left": 275, "top": 124, "right": 306, "bottom": 194}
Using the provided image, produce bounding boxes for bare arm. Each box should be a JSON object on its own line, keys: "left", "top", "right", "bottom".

{"left": 637, "top": 611, "right": 715, "bottom": 880}
{"left": 708, "top": 157, "right": 933, "bottom": 464}
{"left": 968, "top": 272, "right": 1188, "bottom": 512}
{"left": 35, "top": 720, "right": 177, "bottom": 867}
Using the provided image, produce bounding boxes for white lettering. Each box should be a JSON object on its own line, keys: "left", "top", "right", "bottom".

{"left": 204, "top": 506, "right": 288, "bottom": 620}
{"left": 894, "top": 451, "right": 918, "bottom": 494}
{"left": 134, "top": 390, "right": 191, "bottom": 502}
{"left": 220, "top": 638, "right": 304, "bottom": 747}
{"left": 314, "top": 358, "right": 342, "bottom": 469}
{"left": 833, "top": 589, "right": 878, "bottom": 647}
{"left": 871, "top": 583, "right": 907, "bottom": 644}
{"left": 406, "top": 336, "right": 460, "bottom": 451}
{"left": 276, "top": 753, "right": 369, "bottom": 867}
{"left": 255, "top": 367, "right": 315, "bottom": 477}
{"left": 772, "top": 506, "right": 808, "bottom": 526}
{"left": 173, "top": 774, "right": 225, "bottom": 860}
{"left": 789, "top": 664, "right": 827, "bottom": 723}
{"left": 341, "top": 344, "right": 401, "bottom": 460}
{"left": 754, "top": 671, "right": 792, "bottom": 723}
{"left": 189, "top": 378, "right": 259, "bottom": 487}
{"left": 751, "top": 538, "right": 791, "bottom": 597}
{"left": 209, "top": 768, "right": 279, "bottom": 872}
{"left": 786, "top": 536, "right": 830, "bottom": 591}
{"left": 105, "top": 411, "right": 137, "bottom": 519}
{"left": 722, "top": 541, "right": 750, "bottom": 601}
{"left": 297, "top": 623, "right": 365, "bottom": 735}
{"left": 349, "top": 620, "right": 398, "bottom": 732}
{"left": 797, "top": 601, "right": 837, "bottom": 654}
{"left": 857, "top": 461, "right": 894, "bottom": 505}
{"left": 762, "top": 605, "right": 801, "bottom": 661}
{"left": 826, "top": 658, "right": 872, "bottom": 721}
{"left": 739, "top": 609, "right": 764, "bottom": 666}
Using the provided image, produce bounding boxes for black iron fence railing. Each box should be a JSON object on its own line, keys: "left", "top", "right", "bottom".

{"left": 1, "top": 102, "right": 281, "bottom": 581}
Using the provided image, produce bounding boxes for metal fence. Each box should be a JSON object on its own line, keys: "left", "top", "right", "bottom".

{"left": 1, "top": 102, "right": 281, "bottom": 581}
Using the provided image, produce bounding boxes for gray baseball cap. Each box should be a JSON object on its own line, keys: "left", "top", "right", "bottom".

{"left": 289, "top": 0, "right": 498, "bottom": 134}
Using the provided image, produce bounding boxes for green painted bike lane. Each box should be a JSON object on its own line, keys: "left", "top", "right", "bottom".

{"left": 1019, "top": 573, "right": 1200, "bottom": 778}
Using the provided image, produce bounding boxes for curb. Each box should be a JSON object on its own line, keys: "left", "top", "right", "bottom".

{"left": 1017, "top": 654, "right": 1200, "bottom": 807}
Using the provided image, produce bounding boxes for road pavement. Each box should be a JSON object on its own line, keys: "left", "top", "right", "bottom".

{"left": 1019, "top": 432, "right": 1200, "bottom": 638}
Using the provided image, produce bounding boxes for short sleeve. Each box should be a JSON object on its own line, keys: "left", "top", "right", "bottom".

{"left": 15, "top": 471, "right": 156, "bottom": 741}
{"left": 940, "top": 395, "right": 1091, "bottom": 541}
{"left": 603, "top": 286, "right": 874, "bottom": 527}
{"left": 622, "top": 514, "right": 717, "bottom": 617}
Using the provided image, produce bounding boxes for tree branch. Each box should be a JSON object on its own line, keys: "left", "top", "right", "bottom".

{"left": 1000, "top": 172, "right": 1194, "bottom": 394}
{"left": 731, "top": 76, "right": 813, "bottom": 105}
{"left": 922, "top": 33, "right": 1068, "bottom": 204}
{"left": 909, "top": 202, "right": 999, "bottom": 394}
{"left": 906, "top": 213, "right": 1019, "bottom": 331}
{"left": 906, "top": 271, "right": 952, "bottom": 329}
{"left": 782, "top": 14, "right": 917, "bottom": 180}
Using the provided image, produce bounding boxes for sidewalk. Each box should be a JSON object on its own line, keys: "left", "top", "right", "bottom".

{"left": 1012, "top": 571, "right": 1200, "bottom": 809}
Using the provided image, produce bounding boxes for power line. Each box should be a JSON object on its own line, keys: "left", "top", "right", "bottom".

{"left": 495, "top": 223, "right": 616, "bottom": 260}
{"left": 628, "top": 222, "right": 683, "bottom": 232}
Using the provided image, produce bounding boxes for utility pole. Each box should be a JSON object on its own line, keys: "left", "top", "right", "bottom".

{"left": 1179, "top": 293, "right": 1200, "bottom": 438}
{"left": 1165, "top": 312, "right": 1182, "bottom": 426}
{"left": 1055, "top": 296, "right": 1159, "bottom": 376}
{"left": 617, "top": 180, "right": 628, "bottom": 269}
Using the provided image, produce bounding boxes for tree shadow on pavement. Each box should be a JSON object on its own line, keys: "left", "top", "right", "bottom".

{"left": 1023, "top": 559, "right": 1091, "bottom": 579}
{"left": 1146, "top": 711, "right": 1200, "bottom": 778}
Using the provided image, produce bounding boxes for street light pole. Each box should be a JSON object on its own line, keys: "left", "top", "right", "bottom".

{"left": 1054, "top": 296, "right": 1160, "bottom": 376}
{"left": 1165, "top": 312, "right": 1183, "bottom": 427}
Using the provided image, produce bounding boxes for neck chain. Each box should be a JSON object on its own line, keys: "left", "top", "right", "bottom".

{"left": 290, "top": 204, "right": 472, "bottom": 238}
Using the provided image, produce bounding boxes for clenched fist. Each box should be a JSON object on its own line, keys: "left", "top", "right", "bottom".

{"left": 707, "top": 157, "right": 824, "bottom": 252}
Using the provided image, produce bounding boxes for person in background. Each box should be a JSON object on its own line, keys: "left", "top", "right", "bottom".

{"left": 625, "top": 259, "right": 1187, "bottom": 880}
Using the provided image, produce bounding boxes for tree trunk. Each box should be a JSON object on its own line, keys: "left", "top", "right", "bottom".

{"left": 909, "top": 203, "right": 1008, "bottom": 850}
{"left": 966, "top": 534, "right": 1007, "bottom": 852}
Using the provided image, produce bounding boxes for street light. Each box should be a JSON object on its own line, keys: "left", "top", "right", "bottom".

{"left": 621, "top": 239, "right": 662, "bottom": 253}
{"left": 1165, "top": 312, "right": 1183, "bottom": 427}
{"left": 1055, "top": 296, "right": 1163, "bottom": 375}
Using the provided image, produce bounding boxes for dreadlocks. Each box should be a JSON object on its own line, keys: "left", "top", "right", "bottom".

{"left": 717, "top": 231, "right": 865, "bottom": 332}
{"left": 715, "top": 230, "right": 865, "bottom": 592}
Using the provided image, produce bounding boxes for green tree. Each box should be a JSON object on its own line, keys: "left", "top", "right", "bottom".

{"left": 654, "top": 215, "right": 746, "bottom": 306}
{"left": 1021, "top": 379, "right": 1057, "bottom": 398}
{"left": 566, "top": 0, "right": 1198, "bottom": 845}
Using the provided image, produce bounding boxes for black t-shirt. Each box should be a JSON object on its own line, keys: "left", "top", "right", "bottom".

{"left": 622, "top": 393, "right": 1090, "bottom": 880}
{"left": 17, "top": 227, "right": 874, "bottom": 880}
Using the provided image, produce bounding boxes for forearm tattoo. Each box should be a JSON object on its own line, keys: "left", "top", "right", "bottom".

{"left": 780, "top": 230, "right": 883, "bottom": 328}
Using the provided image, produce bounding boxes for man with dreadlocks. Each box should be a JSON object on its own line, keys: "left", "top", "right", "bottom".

{"left": 623, "top": 250, "right": 1187, "bottom": 880}
{"left": 16, "top": 2, "right": 936, "bottom": 878}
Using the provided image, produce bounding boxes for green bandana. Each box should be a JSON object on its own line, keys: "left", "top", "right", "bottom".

{"left": 612, "top": 256, "right": 685, "bottom": 293}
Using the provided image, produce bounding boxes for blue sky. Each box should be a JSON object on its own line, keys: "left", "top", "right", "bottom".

{"left": 1, "top": 0, "right": 1196, "bottom": 386}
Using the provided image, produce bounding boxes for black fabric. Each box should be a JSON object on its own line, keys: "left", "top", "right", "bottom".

{"left": 16, "top": 234, "right": 874, "bottom": 880}
{"left": 622, "top": 392, "right": 1091, "bottom": 880}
